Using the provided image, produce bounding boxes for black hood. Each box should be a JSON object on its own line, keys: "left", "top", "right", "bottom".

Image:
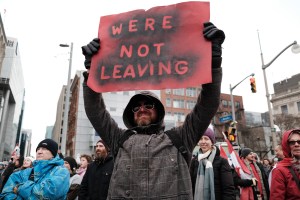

{"left": 123, "top": 91, "right": 165, "bottom": 129}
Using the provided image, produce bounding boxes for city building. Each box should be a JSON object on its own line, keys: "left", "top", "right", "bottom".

{"left": 0, "top": 13, "right": 6, "bottom": 73}
{"left": 271, "top": 73, "right": 300, "bottom": 131}
{"left": 0, "top": 36, "right": 25, "bottom": 161}
{"left": 19, "top": 129, "right": 32, "bottom": 158}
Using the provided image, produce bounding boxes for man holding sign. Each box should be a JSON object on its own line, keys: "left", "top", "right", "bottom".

{"left": 82, "top": 2, "right": 225, "bottom": 199}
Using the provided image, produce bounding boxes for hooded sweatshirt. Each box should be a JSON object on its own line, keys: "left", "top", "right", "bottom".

{"left": 83, "top": 59, "right": 222, "bottom": 199}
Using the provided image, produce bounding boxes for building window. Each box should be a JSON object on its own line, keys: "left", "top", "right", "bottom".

{"left": 297, "top": 102, "right": 300, "bottom": 113}
{"left": 165, "top": 89, "right": 171, "bottom": 94}
{"left": 186, "top": 100, "right": 196, "bottom": 109}
{"left": 173, "top": 89, "right": 185, "bottom": 96}
{"left": 173, "top": 99, "right": 185, "bottom": 108}
{"left": 235, "top": 102, "right": 240, "bottom": 109}
{"left": 166, "top": 98, "right": 171, "bottom": 107}
{"left": 222, "top": 100, "right": 228, "bottom": 107}
{"left": 186, "top": 88, "right": 197, "bottom": 97}
{"left": 281, "top": 105, "right": 288, "bottom": 115}
{"left": 123, "top": 91, "right": 129, "bottom": 95}
{"left": 174, "top": 112, "right": 185, "bottom": 122}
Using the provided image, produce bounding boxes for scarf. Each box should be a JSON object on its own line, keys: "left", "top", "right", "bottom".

{"left": 76, "top": 167, "right": 87, "bottom": 177}
{"left": 194, "top": 146, "right": 216, "bottom": 200}
{"left": 244, "top": 160, "right": 267, "bottom": 200}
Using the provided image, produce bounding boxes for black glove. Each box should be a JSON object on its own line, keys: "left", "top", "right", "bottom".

{"left": 203, "top": 22, "right": 225, "bottom": 57}
{"left": 81, "top": 38, "right": 100, "bottom": 81}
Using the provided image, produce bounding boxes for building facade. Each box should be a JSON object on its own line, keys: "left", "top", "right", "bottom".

{"left": 271, "top": 73, "right": 300, "bottom": 131}
{"left": 0, "top": 37, "right": 25, "bottom": 161}
{"left": 271, "top": 73, "right": 300, "bottom": 117}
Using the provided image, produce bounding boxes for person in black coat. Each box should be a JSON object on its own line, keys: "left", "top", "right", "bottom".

{"left": 190, "top": 127, "right": 235, "bottom": 200}
{"left": 78, "top": 140, "right": 114, "bottom": 200}
{"left": 0, "top": 155, "right": 23, "bottom": 192}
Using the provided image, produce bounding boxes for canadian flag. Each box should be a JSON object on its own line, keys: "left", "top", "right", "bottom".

{"left": 221, "top": 132, "right": 251, "bottom": 177}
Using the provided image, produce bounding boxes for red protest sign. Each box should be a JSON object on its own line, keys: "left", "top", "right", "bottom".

{"left": 88, "top": 1, "right": 210, "bottom": 92}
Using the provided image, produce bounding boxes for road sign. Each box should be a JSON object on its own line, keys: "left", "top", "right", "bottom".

{"left": 219, "top": 115, "right": 233, "bottom": 123}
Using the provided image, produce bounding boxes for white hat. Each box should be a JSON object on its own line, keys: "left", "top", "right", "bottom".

{"left": 25, "top": 156, "right": 35, "bottom": 163}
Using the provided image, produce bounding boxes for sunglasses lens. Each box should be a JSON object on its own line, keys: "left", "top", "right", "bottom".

{"left": 144, "top": 104, "right": 154, "bottom": 109}
{"left": 288, "top": 140, "right": 300, "bottom": 145}
{"left": 132, "top": 106, "right": 140, "bottom": 113}
{"left": 132, "top": 103, "right": 154, "bottom": 113}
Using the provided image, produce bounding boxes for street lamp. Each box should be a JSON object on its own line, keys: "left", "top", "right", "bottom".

{"left": 258, "top": 31, "right": 300, "bottom": 150}
{"left": 229, "top": 73, "right": 254, "bottom": 145}
{"left": 230, "top": 73, "right": 255, "bottom": 122}
{"left": 59, "top": 42, "right": 73, "bottom": 156}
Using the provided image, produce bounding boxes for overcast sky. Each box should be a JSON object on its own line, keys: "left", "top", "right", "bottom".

{"left": 0, "top": 0, "right": 300, "bottom": 156}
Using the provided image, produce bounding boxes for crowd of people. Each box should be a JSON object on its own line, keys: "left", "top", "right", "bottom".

{"left": 1, "top": 129, "right": 298, "bottom": 200}
{"left": 0, "top": 21, "right": 299, "bottom": 199}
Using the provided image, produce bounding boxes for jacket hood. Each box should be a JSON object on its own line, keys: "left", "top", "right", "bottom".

{"left": 281, "top": 129, "right": 300, "bottom": 158}
{"left": 123, "top": 91, "right": 165, "bottom": 129}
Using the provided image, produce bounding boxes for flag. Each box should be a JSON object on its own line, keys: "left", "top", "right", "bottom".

{"left": 219, "top": 145, "right": 232, "bottom": 166}
{"left": 222, "top": 132, "right": 251, "bottom": 176}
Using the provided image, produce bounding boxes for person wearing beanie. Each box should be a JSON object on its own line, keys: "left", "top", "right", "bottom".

{"left": 78, "top": 139, "right": 114, "bottom": 200}
{"left": 36, "top": 138, "right": 58, "bottom": 158}
{"left": 239, "top": 147, "right": 270, "bottom": 200}
{"left": 190, "top": 127, "right": 235, "bottom": 200}
{"left": 13, "top": 156, "right": 35, "bottom": 172}
{"left": 240, "top": 148, "right": 252, "bottom": 159}
{"left": 64, "top": 156, "right": 82, "bottom": 200}
{"left": 0, "top": 138, "right": 69, "bottom": 199}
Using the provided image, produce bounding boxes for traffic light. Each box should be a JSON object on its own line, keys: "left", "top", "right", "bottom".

{"left": 228, "top": 127, "right": 236, "bottom": 143}
{"left": 250, "top": 77, "right": 256, "bottom": 93}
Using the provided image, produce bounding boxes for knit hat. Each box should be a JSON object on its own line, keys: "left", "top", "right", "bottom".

{"left": 25, "top": 156, "right": 35, "bottom": 163}
{"left": 240, "top": 148, "right": 253, "bottom": 158}
{"left": 203, "top": 127, "right": 216, "bottom": 144}
{"left": 64, "top": 156, "right": 78, "bottom": 171}
{"left": 36, "top": 139, "right": 58, "bottom": 157}
{"left": 97, "top": 139, "right": 110, "bottom": 152}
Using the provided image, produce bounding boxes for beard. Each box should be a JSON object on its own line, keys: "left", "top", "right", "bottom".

{"left": 135, "top": 112, "right": 153, "bottom": 126}
{"left": 95, "top": 149, "right": 107, "bottom": 159}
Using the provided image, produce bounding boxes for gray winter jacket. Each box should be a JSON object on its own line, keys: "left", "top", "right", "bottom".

{"left": 83, "top": 57, "right": 222, "bottom": 200}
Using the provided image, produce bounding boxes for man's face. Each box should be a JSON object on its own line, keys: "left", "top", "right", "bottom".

{"left": 288, "top": 133, "right": 300, "bottom": 159}
{"left": 133, "top": 100, "right": 157, "bottom": 126}
{"left": 245, "top": 152, "right": 255, "bottom": 162}
{"left": 95, "top": 142, "right": 108, "bottom": 159}
{"left": 36, "top": 147, "right": 54, "bottom": 160}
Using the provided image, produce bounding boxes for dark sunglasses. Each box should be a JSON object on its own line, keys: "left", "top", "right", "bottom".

{"left": 132, "top": 103, "right": 155, "bottom": 113}
{"left": 288, "top": 140, "right": 300, "bottom": 146}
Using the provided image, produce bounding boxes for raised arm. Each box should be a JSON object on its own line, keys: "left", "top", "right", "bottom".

{"left": 180, "top": 22, "right": 225, "bottom": 152}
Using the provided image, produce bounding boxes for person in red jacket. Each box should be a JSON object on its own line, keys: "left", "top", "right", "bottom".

{"left": 270, "top": 129, "right": 300, "bottom": 199}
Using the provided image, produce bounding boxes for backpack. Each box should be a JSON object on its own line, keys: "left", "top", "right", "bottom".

{"left": 116, "top": 128, "right": 189, "bottom": 164}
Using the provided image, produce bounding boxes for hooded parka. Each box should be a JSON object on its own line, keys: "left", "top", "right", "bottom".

{"left": 270, "top": 129, "right": 300, "bottom": 200}
{"left": 83, "top": 57, "right": 222, "bottom": 199}
{"left": 0, "top": 155, "right": 69, "bottom": 200}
